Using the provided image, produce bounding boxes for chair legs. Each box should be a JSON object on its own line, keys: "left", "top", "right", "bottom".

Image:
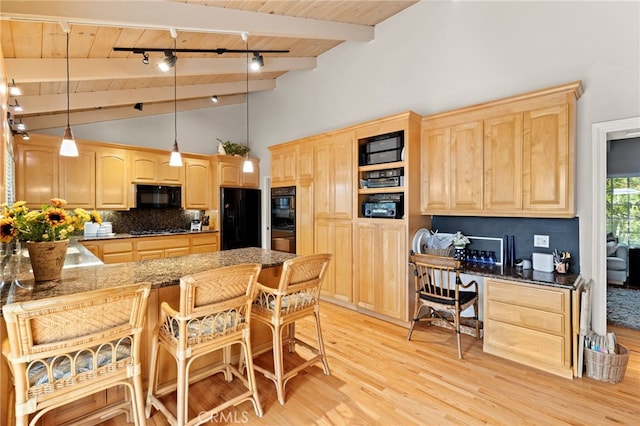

{"left": 256, "top": 312, "right": 331, "bottom": 405}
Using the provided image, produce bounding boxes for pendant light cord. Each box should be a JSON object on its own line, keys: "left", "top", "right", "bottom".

{"left": 174, "top": 37, "right": 177, "bottom": 143}
{"left": 246, "top": 37, "right": 249, "bottom": 150}
{"left": 66, "top": 31, "right": 70, "bottom": 128}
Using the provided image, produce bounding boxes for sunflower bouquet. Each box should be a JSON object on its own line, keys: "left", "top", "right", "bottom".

{"left": 0, "top": 198, "right": 102, "bottom": 243}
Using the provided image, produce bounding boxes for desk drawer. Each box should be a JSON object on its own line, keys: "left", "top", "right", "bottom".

{"left": 486, "top": 299, "right": 566, "bottom": 335}
{"left": 485, "top": 279, "right": 567, "bottom": 313}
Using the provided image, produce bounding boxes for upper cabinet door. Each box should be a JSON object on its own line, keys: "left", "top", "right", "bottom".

{"left": 450, "top": 120, "right": 483, "bottom": 211}
{"left": 96, "top": 147, "right": 130, "bottom": 209}
{"left": 184, "top": 157, "right": 211, "bottom": 209}
{"left": 313, "top": 131, "right": 353, "bottom": 220}
{"left": 59, "top": 149, "right": 96, "bottom": 209}
{"left": 132, "top": 151, "right": 183, "bottom": 185}
{"left": 484, "top": 113, "right": 523, "bottom": 212}
{"left": 420, "top": 126, "right": 450, "bottom": 212}
{"left": 16, "top": 142, "right": 59, "bottom": 208}
{"left": 523, "top": 103, "right": 571, "bottom": 213}
{"left": 270, "top": 146, "right": 296, "bottom": 187}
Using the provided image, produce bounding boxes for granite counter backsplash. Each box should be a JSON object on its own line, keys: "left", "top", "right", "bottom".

{"left": 1, "top": 246, "right": 296, "bottom": 315}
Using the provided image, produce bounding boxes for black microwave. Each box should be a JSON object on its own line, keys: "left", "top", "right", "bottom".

{"left": 135, "top": 185, "right": 182, "bottom": 209}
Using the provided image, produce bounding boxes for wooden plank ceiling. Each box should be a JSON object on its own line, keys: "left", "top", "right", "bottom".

{"left": 1, "top": 0, "right": 416, "bottom": 131}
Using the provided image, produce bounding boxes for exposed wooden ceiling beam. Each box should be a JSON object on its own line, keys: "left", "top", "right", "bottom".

{"left": 5, "top": 57, "right": 316, "bottom": 83}
{"left": 0, "top": 0, "right": 374, "bottom": 41}
{"left": 17, "top": 80, "right": 275, "bottom": 114}
{"left": 22, "top": 94, "right": 246, "bottom": 130}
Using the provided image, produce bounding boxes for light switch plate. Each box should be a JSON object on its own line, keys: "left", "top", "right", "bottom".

{"left": 534, "top": 234, "right": 549, "bottom": 248}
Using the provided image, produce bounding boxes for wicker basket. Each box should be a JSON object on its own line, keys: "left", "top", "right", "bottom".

{"left": 422, "top": 247, "right": 454, "bottom": 257}
{"left": 584, "top": 344, "right": 629, "bottom": 383}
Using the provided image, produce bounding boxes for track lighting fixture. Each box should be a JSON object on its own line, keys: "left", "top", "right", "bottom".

{"left": 211, "top": 95, "right": 218, "bottom": 103}
{"left": 250, "top": 52, "right": 264, "bottom": 71}
{"left": 158, "top": 50, "right": 177, "bottom": 72}
{"left": 21, "top": 132, "right": 30, "bottom": 140}
{"left": 8, "top": 100, "right": 23, "bottom": 112}
{"left": 16, "top": 119, "right": 25, "bottom": 131}
{"left": 60, "top": 31, "right": 78, "bottom": 157}
{"left": 8, "top": 79, "right": 21, "bottom": 96}
{"left": 134, "top": 102, "right": 143, "bottom": 111}
{"left": 142, "top": 52, "right": 149, "bottom": 64}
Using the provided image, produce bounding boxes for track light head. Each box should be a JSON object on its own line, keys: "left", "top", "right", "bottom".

{"left": 134, "top": 102, "right": 143, "bottom": 111}
{"left": 22, "top": 132, "right": 30, "bottom": 140}
{"left": 9, "top": 100, "right": 23, "bottom": 112}
{"left": 211, "top": 95, "right": 218, "bottom": 103}
{"left": 250, "top": 52, "right": 264, "bottom": 71}
{"left": 142, "top": 52, "right": 149, "bottom": 64}
{"left": 9, "top": 79, "right": 21, "bottom": 96}
{"left": 158, "top": 50, "right": 177, "bottom": 72}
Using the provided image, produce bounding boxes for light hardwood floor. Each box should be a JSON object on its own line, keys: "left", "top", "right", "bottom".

{"left": 102, "top": 302, "right": 640, "bottom": 425}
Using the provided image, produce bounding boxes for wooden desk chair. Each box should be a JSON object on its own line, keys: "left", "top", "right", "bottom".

{"left": 146, "top": 263, "right": 263, "bottom": 426}
{"left": 407, "top": 253, "right": 480, "bottom": 359}
{"left": 251, "top": 253, "right": 332, "bottom": 405}
{"left": 2, "top": 283, "right": 151, "bottom": 426}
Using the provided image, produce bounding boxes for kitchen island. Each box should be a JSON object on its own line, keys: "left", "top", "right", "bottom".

{"left": 0, "top": 243, "right": 297, "bottom": 425}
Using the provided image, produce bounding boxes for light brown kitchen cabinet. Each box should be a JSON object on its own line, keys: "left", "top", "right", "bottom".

{"left": 315, "top": 219, "right": 353, "bottom": 304}
{"left": 101, "top": 240, "right": 134, "bottom": 264}
{"left": 216, "top": 155, "right": 260, "bottom": 188}
{"left": 420, "top": 80, "right": 582, "bottom": 218}
{"left": 483, "top": 278, "right": 573, "bottom": 379}
{"left": 15, "top": 135, "right": 96, "bottom": 209}
{"left": 135, "top": 236, "right": 190, "bottom": 260}
{"left": 354, "top": 221, "right": 407, "bottom": 320}
{"left": 269, "top": 144, "right": 297, "bottom": 187}
{"left": 313, "top": 131, "right": 353, "bottom": 220}
{"left": 131, "top": 150, "right": 183, "bottom": 185}
{"left": 95, "top": 147, "right": 130, "bottom": 210}
{"left": 297, "top": 141, "right": 315, "bottom": 182}
{"left": 296, "top": 180, "right": 314, "bottom": 255}
{"left": 190, "top": 232, "right": 219, "bottom": 253}
{"left": 184, "top": 156, "right": 211, "bottom": 209}
{"left": 523, "top": 103, "right": 571, "bottom": 214}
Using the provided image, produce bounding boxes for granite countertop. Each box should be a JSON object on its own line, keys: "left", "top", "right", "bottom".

{"left": 459, "top": 263, "right": 580, "bottom": 290}
{"left": 0, "top": 242, "right": 297, "bottom": 315}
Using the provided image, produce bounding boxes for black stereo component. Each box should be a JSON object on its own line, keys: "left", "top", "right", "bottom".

{"left": 362, "top": 202, "right": 403, "bottom": 218}
{"left": 365, "top": 168, "right": 403, "bottom": 179}
{"left": 359, "top": 131, "right": 404, "bottom": 166}
{"left": 366, "top": 176, "right": 401, "bottom": 188}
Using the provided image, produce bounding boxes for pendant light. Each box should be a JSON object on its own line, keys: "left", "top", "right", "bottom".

{"left": 243, "top": 34, "right": 254, "bottom": 174}
{"left": 169, "top": 35, "right": 183, "bottom": 167}
{"left": 60, "top": 30, "right": 78, "bottom": 157}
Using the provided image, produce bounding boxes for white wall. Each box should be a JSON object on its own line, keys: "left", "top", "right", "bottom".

{"left": 65, "top": 1, "right": 640, "bottom": 332}
{"left": 38, "top": 103, "right": 246, "bottom": 156}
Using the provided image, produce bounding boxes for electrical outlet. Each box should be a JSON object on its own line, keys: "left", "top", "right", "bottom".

{"left": 534, "top": 234, "right": 549, "bottom": 248}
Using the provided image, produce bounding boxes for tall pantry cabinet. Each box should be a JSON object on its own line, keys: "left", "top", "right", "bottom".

{"left": 269, "top": 111, "right": 429, "bottom": 324}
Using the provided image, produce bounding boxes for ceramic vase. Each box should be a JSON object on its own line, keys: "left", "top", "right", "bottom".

{"left": 453, "top": 246, "right": 467, "bottom": 262}
{"left": 26, "top": 240, "right": 69, "bottom": 282}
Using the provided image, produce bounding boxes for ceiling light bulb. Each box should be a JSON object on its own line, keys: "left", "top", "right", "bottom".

{"left": 9, "top": 79, "right": 21, "bottom": 96}
{"left": 250, "top": 53, "right": 264, "bottom": 71}
{"left": 142, "top": 52, "right": 149, "bottom": 64}
{"left": 158, "top": 51, "right": 177, "bottom": 72}
{"left": 211, "top": 95, "right": 218, "bottom": 103}
{"left": 10, "top": 100, "right": 23, "bottom": 112}
{"left": 16, "top": 120, "right": 25, "bottom": 131}
{"left": 21, "top": 132, "right": 30, "bottom": 140}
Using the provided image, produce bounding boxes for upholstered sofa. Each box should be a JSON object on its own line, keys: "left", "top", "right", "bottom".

{"left": 607, "top": 235, "right": 629, "bottom": 285}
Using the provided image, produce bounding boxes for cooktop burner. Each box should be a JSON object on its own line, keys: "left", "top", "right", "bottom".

{"left": 129, "top": 229, "right": 190, "bottom": 236}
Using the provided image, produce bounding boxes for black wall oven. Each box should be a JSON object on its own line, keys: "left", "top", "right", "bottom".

{"left": 271, "top": 186, "right": 296, "bottom": 253}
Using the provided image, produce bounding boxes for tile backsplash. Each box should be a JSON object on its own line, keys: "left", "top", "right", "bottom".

{"left": 98, "top": 209, "right": 201, "bottom": 233}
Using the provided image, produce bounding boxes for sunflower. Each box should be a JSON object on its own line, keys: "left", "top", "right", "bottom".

{"left": 0, "top": 217, "right": 17, "bottom": 243}
{"left": 44, "top": 207, "right": 69, "bottom": 227}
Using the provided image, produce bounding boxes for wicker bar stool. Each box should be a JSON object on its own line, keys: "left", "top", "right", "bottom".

{"left": 251, "top": 253, "right": 332, "bottom": 405}
{"left": 146, "top": 263, "right": 263, "bottom": 426}
{"left": 1, "top": 283, "right": 151, "bottom": 426}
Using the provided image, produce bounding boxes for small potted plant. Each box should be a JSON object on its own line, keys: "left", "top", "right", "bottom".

{"left": 216, "top": 138, "right": 250, "bottom": 157}
{"left": 451, "top": 231, "right": 470, "bottom": 261}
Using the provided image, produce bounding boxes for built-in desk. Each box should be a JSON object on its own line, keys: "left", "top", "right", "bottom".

{"left": 0, "top": 244, "right": 296, "bottom": 425}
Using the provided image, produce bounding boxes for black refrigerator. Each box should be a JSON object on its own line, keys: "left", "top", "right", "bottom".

{"left": 221, "top": 188, "right": 262, "bottom": 250}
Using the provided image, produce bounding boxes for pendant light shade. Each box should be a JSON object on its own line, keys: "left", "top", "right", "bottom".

{"left": 243, "top": 153, "right": 254, "bottom": 173}
{"left": 60, "top": 31, "right": 78, "bottom": 157}
{"left": 169, "top": 36, "right": 182, "bottom": 167}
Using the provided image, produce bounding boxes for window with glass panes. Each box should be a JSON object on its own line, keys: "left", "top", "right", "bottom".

{"left": 606, "top": 176, "right": 640, "bottom": 247}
